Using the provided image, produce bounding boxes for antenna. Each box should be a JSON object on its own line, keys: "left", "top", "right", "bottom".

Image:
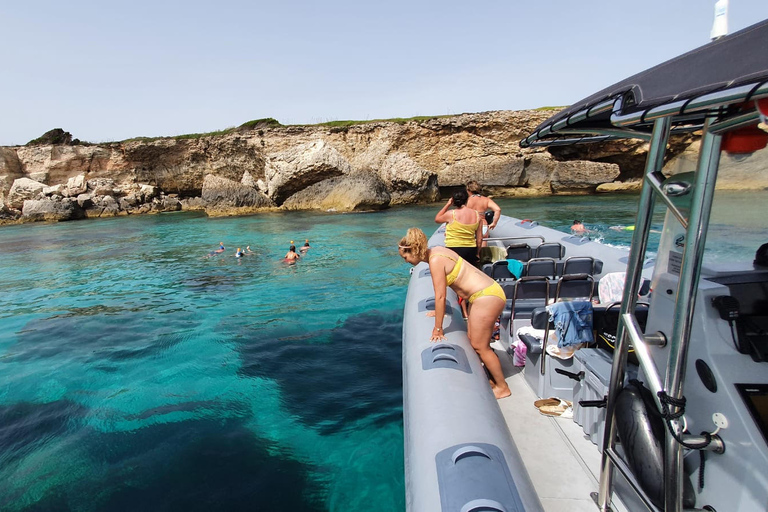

{"left": 711, "top": 0, "right": 729, "bottom": 40}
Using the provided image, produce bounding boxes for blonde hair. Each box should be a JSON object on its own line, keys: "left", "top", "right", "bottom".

{"left": 466, "top": 180, "right": 483, "bottom": 195}
{"left": 398, "top": 228, "right": 428, "bottom": 260}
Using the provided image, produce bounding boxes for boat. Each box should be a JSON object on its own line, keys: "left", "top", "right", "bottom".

{"left": 402, "top": 17, "right": 768, "bottom": 512}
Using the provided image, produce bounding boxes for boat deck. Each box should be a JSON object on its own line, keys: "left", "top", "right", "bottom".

{"left": 493, "top": 342, "right": 631, "bottom": 512}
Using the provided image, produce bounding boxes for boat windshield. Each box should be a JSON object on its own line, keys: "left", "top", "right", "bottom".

{"left": 660, "top": 141, "right": 768, "bottom": 266}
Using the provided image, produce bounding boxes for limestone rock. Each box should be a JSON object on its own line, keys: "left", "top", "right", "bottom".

{"left": 437, "top": 156, "right": 525, "bottom": 187}
{"left": 550, "top": 160, "right": 620, "bottom": 193}
{"left": 67, "top": 174, "right": 87, "bottom": 196}
{"left": 201, "top": 174, "right": 274, "bottom": 214}
{"left": 151, "top": 195, "right": 182, "bottom": 212}
{"left": 76, "top": 193, "right": 93, "bottom": 208}
{"left": 8, "top": 178, "right": 46, "bottom": 209}
{"left": 139, "top": 184, "right": 158, "bottom": 202}
{"left": 87, "top": 195, "right": 121, "bottom": 217}
{"left": 21, "top": 198, "right": 83, "bottom": 221}
{"left": 378, "top": 153, "right": 439, "bottom": 205}
{"left": 0, "top": 148, "right": 23, "bottom": 180}
{"left": 282, "top": 174, "right": 390, "bottom": 212}
{"left": 29, "top": 171, "right": 49, "bottom": 183}
{"left": 180, "top": 197, "right": 206, "bottom": 211}
{"left": 0, "top": 203, "right": 21, "bottom": 222}
{"left": 43, "top": 184, "right": 65, "bottom": 196}
{"left": 266, "top": 140, "right": 351, "bottom": 204}
{"left": 241, "top": 170, "right": 257, "bottom": 188}
{"left": 596, "top": 180, "right": 643, "bottom": 193}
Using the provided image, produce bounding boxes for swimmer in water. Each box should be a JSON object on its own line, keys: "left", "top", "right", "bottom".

{"left": 235, "top": 247, "right": 244, "bottom": 258}
{"left": 571, "top": 220, "right": 587, "bottom": 235}
{"left": 206, "top": 242, "right": 226, "bottom": 257}
{"left": 300, "top": 239, "right": 311, "bottom": 253}
{"left": 284, "top": 245, "right": 301, "bottom": 263}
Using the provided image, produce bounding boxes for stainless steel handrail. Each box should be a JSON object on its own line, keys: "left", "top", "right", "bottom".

{"left": 598, "top": 116, "right": 670, "bottom": 511}
{"left": 485, "top": 236, "right": 545, "bottom": 244}
{"left": 597, "top": 117, "right": 724, "bottom": 512}
{"left": 663, "top": 121, "right": 722, "bottom": 512}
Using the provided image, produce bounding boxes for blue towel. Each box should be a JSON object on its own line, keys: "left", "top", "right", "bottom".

{"left": 506, "top": 258, "right": 524, "bottom": 279}
{"left": 546, "top": 300, "right": 594, "bottom": 348}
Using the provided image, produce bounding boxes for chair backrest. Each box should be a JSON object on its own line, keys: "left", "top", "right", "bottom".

{"left": 506, "top": 243, "right": 532, "bottom": 262}
{"left": 501, "top": 283, "right": 516, "bottom": 300}
{"left": 555, "top": 273, "right": 595, "bottom": 301}
{"left": 512, "top": 276, "right": 550, "bottom": 320}
{"left": 491, "top": 260, "right": 514, "bottom": 280}
{"left": 513, "top": 276, "right": 550, "bottom": 301}
{"left": 563, "top": 256, "right": 595, "bottom": 276}
{"left": 525, "top": 257, "right": 557, "bottom": 279}
{"left": 536, "top": 242, "right": 564, "bottom": 259}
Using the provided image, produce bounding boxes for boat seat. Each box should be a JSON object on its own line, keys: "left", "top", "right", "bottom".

{"left": 555, "top": 273, "right": 595, "bottom": 302}
{"left": 563, "top": 256, "right": 598, "bottom": 276}
{"left": 512, "top": 276, "right": 550, "bottom": 319}
{"left": 506, "top": 243, "right": 532, "bottom": 262}
{"left": 525, "top": 257, "right": 557, "bottom": 279}
{"left": 536, "top": 242, "right": 565, "bottom": 259}
{"left": 490, "top": 260, "right": 515, "bottom": 280}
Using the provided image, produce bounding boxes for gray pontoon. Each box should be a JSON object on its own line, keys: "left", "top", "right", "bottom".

{"left": 403, "top": 18, "right": 768, "bottom": 512}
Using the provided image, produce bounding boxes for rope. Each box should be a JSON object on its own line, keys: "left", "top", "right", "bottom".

{"left": 657, "top": 391, "right": 713, "bottom": 450}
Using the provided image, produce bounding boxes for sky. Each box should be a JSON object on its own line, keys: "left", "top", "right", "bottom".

{"left": 1, "top": 0, "right": 767, "bottom": 146}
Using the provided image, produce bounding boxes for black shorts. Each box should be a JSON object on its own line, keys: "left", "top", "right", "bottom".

{"left": 447, "top": 246, "right": 478, "bottom": 267}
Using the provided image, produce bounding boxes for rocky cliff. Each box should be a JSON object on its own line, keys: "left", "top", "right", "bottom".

{"left": 0, "top": 109, "right": 671, "bottom": 224}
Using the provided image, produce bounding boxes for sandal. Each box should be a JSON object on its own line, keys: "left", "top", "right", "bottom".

{"left": 533, "top": 397, "right": 572, "bottom": 409}
{"left": 538, "top": 403, "right": 574, "bottom": 419}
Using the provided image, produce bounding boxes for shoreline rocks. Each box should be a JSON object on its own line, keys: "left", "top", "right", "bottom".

{"left": 1, "top": 108, "right": 753, "bottom": 226}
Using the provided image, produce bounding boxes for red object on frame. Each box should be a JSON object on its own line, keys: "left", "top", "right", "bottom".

{"left": 722, "top": 98, "right": 768, "bottom": 154}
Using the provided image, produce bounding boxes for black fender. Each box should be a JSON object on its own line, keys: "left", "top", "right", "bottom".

{"left": 614, "top": 381, "right": 695, "bottom": 509}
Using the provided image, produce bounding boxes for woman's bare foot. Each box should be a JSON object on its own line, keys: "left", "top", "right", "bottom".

{"left": 492, "top": 384, "right": 512, "bottom": 399}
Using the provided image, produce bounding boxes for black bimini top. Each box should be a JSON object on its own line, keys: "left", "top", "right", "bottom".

{"left": 521, "top": 18, "right": 768, "bottom": 147}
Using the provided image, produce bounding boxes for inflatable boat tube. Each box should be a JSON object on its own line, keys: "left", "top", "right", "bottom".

{"left": 403, "top": 226, "right": 544, "bottom": 512}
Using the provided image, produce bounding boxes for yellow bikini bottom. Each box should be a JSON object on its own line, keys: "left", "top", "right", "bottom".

{"left": 467, "top": 281, "right": 506, "bottom": 304}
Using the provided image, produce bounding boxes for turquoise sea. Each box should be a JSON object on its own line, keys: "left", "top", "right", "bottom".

{"left": 0, "top": 191, "right": 765, "bottom": 512}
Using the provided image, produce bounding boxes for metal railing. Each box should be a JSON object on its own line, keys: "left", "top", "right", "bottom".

{"left": 596, "top": 114, "right": 727, "bottom": 512}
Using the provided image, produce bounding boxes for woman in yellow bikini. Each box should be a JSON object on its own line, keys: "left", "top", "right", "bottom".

{"left": 398, "top": 228, "right": 511, "bottom": 399}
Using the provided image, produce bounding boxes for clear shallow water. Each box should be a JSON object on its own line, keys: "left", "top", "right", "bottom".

{"left": 0, "top": 191, "right": 764, "bottom": 512}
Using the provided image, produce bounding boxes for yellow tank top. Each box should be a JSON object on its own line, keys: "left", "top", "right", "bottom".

{"left": 444, "top": 210, "right": 480, "bottom": 247}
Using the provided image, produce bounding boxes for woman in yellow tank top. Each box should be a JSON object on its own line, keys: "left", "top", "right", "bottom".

{"left": 435, "top": 189, "right": 482, "bottom": 266}
{"left": 398, "top": 228, "right": 511, "bottom": 399}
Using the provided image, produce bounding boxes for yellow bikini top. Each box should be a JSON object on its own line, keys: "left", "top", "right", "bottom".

{"left": 430, "top": 252, "right": 462, "bottom": 286}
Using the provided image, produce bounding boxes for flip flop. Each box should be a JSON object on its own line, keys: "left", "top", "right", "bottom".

{"left": 538, "top": 404, "right": 574, "bottom": 418}
{"left": 533, "top": 397, "right": 561, "bottom": 409}
{"left": 533, "top": 397, "right": 572, "bottom": 409}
